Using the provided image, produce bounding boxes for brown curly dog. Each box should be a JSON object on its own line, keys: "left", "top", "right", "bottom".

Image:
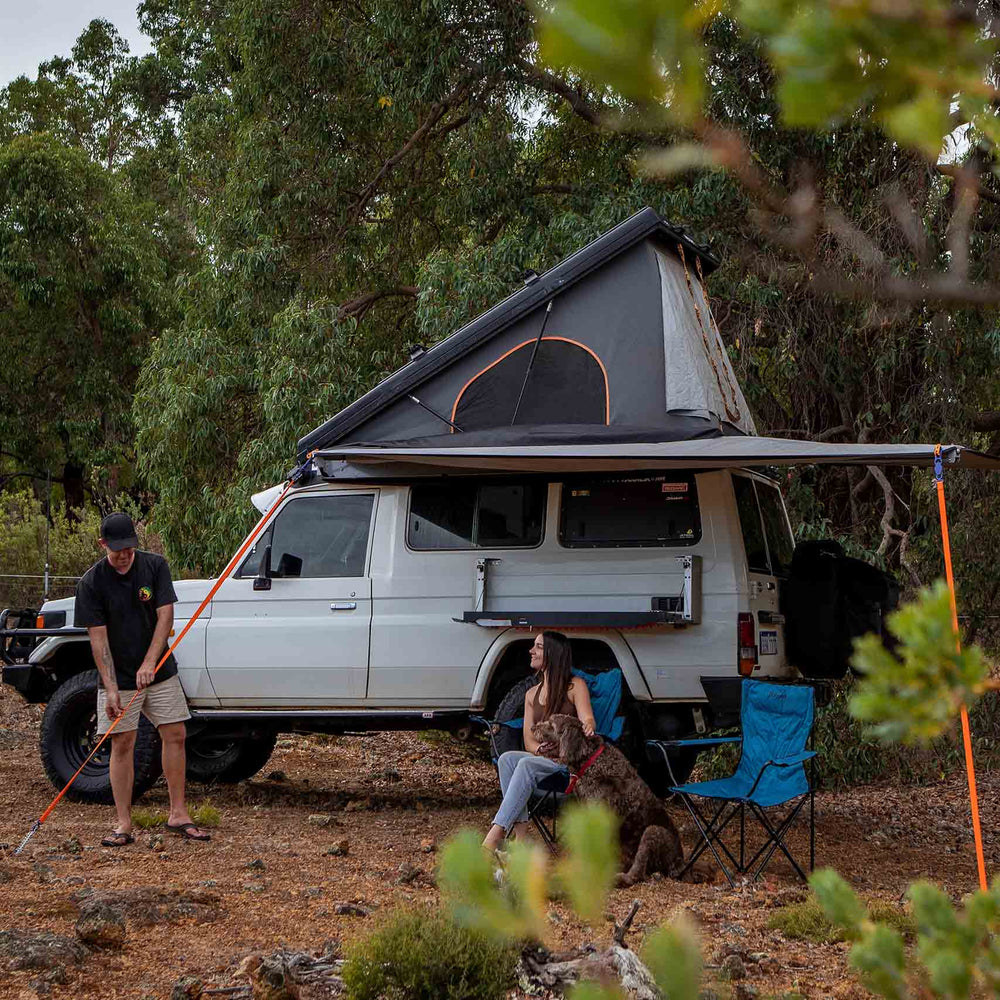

{"left": 531, "top": 714, "right": 684, "bottom": 886}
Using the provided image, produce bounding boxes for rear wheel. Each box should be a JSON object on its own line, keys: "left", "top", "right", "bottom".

{"left": 40, "top": 670, "right": 162, "bottom": 805}
{"left": 185, "top": 730, "right": 278, "bottom": 784}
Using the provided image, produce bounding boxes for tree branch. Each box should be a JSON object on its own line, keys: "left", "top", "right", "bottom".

{"left": 338, "top": 286, "right": 418, "bottom": 322}
{"left": 512, "top": 58, "right": 604, "bottom": 127}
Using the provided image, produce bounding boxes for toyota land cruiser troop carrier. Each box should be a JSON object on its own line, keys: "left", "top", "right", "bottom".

{"left": 2, "top": 208, "right": 904, "bottom": 803}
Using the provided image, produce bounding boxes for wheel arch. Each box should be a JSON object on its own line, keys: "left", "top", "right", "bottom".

{"left": 470, "top": 628, "right": 652, "bottom": 713}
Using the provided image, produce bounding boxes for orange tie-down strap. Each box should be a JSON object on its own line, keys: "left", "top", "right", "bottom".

{"left": 15, "top": 460, "right": 314, "bottom": 854}
{"left": 934, "top": 444, "right": 988, "bottom": 891}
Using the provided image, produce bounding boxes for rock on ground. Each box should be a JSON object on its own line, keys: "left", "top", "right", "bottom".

{"left": 0, "top": 929, "right": 89, "bottom": 971}
{"left": 75, "top": 901, "right": 126, "bottom": 950}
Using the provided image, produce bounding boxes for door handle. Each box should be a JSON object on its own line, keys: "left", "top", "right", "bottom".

{"left": 330, "top": 602, "right": 357, "bottom": 611}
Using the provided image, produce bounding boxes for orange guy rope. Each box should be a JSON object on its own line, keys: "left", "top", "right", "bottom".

{"left": 934, "top": 444, "right": 988, "bottom": 892}
{"left": 14, "top": 464, "right": 311, "bottom": 854}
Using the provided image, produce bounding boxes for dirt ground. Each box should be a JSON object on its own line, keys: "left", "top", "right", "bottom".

{"left": 0, "top": 689, "right": 997, "bottom": 1000}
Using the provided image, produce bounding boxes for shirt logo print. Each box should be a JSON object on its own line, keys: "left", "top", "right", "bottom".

{"left": 138, "top": 586, "right": 153, "bottom": 602}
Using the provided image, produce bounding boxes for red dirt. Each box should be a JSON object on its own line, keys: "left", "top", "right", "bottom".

{"left": 0, "top": 689, "right": 997, "bottom": 1000}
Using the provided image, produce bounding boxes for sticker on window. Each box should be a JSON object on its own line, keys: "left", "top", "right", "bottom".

{"left": 759, "top": 630, "right": 778, "bottom": 656}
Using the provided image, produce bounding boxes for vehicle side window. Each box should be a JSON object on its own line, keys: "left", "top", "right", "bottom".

{"left": 757, "top": 482, "right": 794, "bottom": 577}
{"left": 408, "top": 482, "right": 544, "bottom": 550}
{"left": 560, "top": 474, "right": 700, "bottom": 547}
{"left": 733, "top": 475, "right": 769, "bottom": 574}
{"left": 268, "top": 495, "right": 374, "bottom": 577}
{"left": 234, "top": 527, "right": 273, "bottom": 578}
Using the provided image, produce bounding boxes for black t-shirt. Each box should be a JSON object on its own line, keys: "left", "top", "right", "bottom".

{"left": 75, "top": 551, "right": 179, "bottom": 690}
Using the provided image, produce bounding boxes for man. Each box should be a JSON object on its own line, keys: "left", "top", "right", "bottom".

{"left": 75, "top": 512, "right": 210, "bottom": 846}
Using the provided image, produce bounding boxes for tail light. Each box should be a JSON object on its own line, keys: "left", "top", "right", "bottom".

{"left": 738, "top": 612, "right": 757, "bottom": 676}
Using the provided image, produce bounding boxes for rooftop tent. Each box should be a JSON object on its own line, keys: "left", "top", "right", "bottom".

{"left": 296, "top": 207, "right": 756, "bottom": 462}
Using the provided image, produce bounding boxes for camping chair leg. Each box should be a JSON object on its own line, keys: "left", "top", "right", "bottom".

{"left": 745, "top": 800, "right": 809, "bottom": 882}
{"left": 810, "top": 787, "right": 815, "bottom": 872}
{"left": 676, "top": 796, "right": 746, "bottom": 888}
{"left": 739, "top": 801, "right": 745, "bottom": 872}
{"left": 528, "top": 791, "right": 559, "bottom": 854}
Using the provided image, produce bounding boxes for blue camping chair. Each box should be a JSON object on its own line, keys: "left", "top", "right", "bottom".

{"left": 474, "top": 669, "right": 624, "bottom": 851}
{"left": 648, "top": 679, "right": 816, "bottom": 887}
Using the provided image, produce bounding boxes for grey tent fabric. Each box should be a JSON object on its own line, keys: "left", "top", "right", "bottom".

{"left": 312, "top": 437, "right": 1000, "bottom": 481}
{"left": 296, "top": 209, "right": 731, "bottom": 459}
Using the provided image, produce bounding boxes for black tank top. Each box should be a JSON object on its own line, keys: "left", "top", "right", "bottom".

{"left": 531, "top": 681, "right": 576, "bottom": 719}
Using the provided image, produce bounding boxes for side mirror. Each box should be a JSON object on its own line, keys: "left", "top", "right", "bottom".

{"left": 276, "top": 553, "right": 303, "bottom": 578}
{"left": 253, "top": 544, "right": 272, "bottom": 591}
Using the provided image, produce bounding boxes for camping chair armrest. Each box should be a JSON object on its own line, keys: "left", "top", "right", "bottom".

{"left": 646, "top": 737, "right": 741, "bottom": 787}
{"left": 646, "top": 737, "right": 742, "bottom": 749}
{"left": 745, "top": 750, "right": 817, "bottom": 798}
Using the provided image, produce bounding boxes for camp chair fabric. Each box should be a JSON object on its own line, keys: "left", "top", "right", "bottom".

{"left": 650, "top": 679, "right": 816, "bottom": 886}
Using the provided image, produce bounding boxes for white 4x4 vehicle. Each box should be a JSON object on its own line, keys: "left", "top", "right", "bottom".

{"left": 1, "top": 209, "right": 896, "bottom": 803}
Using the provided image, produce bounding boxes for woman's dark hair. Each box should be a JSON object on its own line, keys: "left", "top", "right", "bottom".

{"left": 540, "top": 630, "right": 573, "bottom": 721}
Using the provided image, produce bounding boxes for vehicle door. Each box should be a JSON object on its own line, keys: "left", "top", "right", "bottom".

{"left": 205, "top": 491, "right": 377, "bottom": 706}
{"left": 732, "top": 474, "right": 794, "bottom": 673}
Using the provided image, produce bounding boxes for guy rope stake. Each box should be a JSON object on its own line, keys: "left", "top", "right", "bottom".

{"left": 934, "top": 444, "right": 988, "bottom": 891}
{"left": 14, "top": 457, "right": 317, "bottom": 855}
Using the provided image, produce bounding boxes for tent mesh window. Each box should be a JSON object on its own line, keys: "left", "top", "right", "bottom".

{"left": 453, "top": 338, "right": 608, "bottom": 431}
{"left": 408, "top": 482, "right": 546, "bottom": 550}
{"left": 559, "top": 474, "right": 701, "bottom": 548}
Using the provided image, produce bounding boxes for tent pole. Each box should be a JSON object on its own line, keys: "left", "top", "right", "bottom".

{"left": 934, "top": 444, "right": 988, "bottom": 891}
{"left": 407, "top": 394, "right": 463, "bottom": 432}
{"left": 510, "top": 301, "right": 553, "bottom": 426}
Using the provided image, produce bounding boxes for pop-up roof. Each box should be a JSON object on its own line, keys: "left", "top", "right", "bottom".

{"left": 297, "top": 207, "right": 756, "bottom": 462}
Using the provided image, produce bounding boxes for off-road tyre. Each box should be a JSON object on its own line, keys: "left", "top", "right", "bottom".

{"left": 185, "top": 730, "right": 278, "bottom": 784}
{"left": 40, "top": 669, "right": 162, "bottom": 805}
{"left": 491, "top": 675, "right": 538, "bottom": 757}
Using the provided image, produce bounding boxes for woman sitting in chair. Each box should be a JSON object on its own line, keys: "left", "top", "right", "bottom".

{"left": 483, "top": 630, "right": 596, "bottom": 851}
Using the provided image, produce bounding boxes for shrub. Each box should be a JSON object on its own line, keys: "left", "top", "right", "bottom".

{"left": 190, "top": 801, "right": 222, "bottom": 828}
{"left": 768, "top": 895, "right": 914, "bottom": 944}
{"left": 341, "top": 908, "right": 517, "bottom": 1000}
{"left": 0, "top": 492, "right": 102, "bottom": 607}
{"left": 131, "top": 807, "right": 167, "bottom": 829}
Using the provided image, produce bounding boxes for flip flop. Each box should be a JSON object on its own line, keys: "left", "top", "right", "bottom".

{"left": 165, "top": 823, "right": 211, "bottom": 841}
{"left": 100, "top": 831, "right": 135, "bottom": 847}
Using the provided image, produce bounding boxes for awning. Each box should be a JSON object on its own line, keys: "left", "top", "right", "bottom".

{"left": 312, "top": 436, "right": 1000, "bottom": 480}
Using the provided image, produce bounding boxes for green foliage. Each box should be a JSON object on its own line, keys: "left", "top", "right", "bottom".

{"left": 768, "top": 891, "right": 914, "bottom": 945}
{"left": 436, "top": 802, "right": 706, "bottom": 999}
{"left": 438, "top": 831, "right": 547, "bottom": 942}
{"left": 850, "top": 582, "right": 991, "bottom": 744}
{"left": 555, "top": 801, "right": 619, "bottom": 924}
{"left": 811, "top": 869, "right": 1000, "bottom": 999}
{"left": 130, "top": 807, "right": 168, "bottom": 829}
{"left": 340, "top": 907, "right": 517, "bottom": 1000}
{"left": 0, "top": 492, "right": 102, "bottom": 607}
{"left": 640, "top": 918, "right": 703, "bottom": 1000}
{"left": 189, "top": 801, "right": 221, "bottom": 828}
{"left": 540, "top": 0, "right": 998, "bottom": 159}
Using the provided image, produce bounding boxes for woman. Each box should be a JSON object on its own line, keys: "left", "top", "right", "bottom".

{"left": 482, "top": 631, "right": 596, "bottom": 851}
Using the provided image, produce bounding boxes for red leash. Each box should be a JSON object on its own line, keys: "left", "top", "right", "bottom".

{"left": 565, "top": 742, "right": 605, "bottom": 794}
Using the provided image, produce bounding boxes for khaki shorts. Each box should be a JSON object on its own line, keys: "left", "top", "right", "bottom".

{"left": 96, "top": 674, "right": 191, "bottom": 735}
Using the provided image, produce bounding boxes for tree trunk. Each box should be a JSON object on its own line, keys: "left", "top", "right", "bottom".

{"left": 62, "top": 462, "right": 86, "bottom": 514}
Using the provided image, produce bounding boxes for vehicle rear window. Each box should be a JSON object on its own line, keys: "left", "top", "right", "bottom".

{"left": 757, "top": 482, "right": 794, "bottom": 577}
{"left": 408, "top": 482, "right": 545, "bottom": 550}
{"left": 559, "top": 474, "right": 700, "bottom": 547}
{"left": 733, "top": 475, "right": 769, "bottom": 573}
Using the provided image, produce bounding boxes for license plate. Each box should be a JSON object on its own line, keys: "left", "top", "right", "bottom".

{"left": 759, "top": 630, "right": 778, "bottom": 656}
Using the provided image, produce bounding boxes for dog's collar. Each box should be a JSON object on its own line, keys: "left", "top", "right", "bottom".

{"left": 565, "top": 742, "right": 605, "bottom": 794}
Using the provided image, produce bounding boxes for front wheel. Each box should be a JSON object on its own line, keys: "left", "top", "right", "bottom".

{"left": 40, "top": 670, "right": 163, "bottom": 805}
{"left": 185, "top": 730, "right": 278, "bottom": 784}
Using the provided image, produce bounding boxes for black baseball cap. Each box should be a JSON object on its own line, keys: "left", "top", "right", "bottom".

{"left": 100, "top": 512, "right": 139, "bottom": 551}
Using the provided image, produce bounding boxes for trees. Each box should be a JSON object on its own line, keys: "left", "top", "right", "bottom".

{"left": 0, "top": 134, "right": 171, "bottom": 507}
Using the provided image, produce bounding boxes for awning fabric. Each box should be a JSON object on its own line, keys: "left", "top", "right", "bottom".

{"left": 312, "top": 436, "right": 1000, "bottom": 480}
